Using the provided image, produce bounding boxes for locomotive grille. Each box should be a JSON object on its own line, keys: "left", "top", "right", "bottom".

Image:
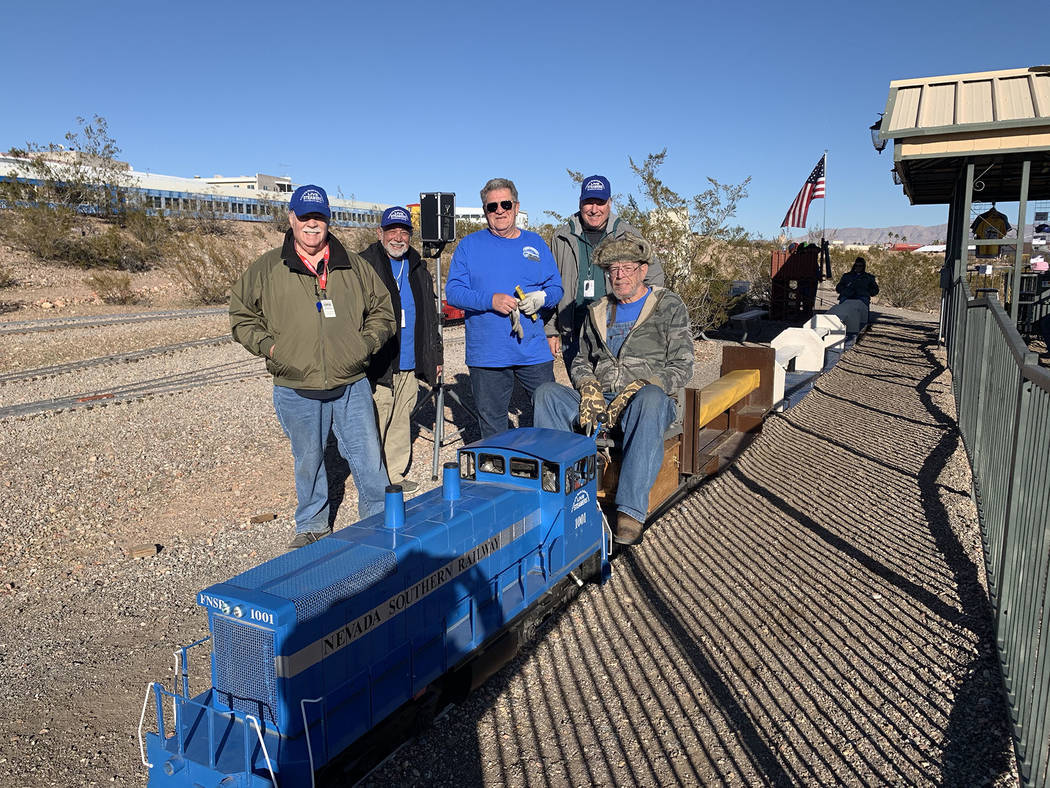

{"left": 212, "top": 615, "right": 277, "bottom": 725}
{"left": 274, "top": 550, "right": 397, "bottom": 623}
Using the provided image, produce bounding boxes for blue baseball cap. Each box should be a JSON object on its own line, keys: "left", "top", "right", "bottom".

{"left": 381, "top": 206, "right": 413, "bottom": 229}
{"left": 580, "top": 175, "right": 611, "bottom": 202}
{"left": 288, "top": 184, "right": 331, "bottom": 220}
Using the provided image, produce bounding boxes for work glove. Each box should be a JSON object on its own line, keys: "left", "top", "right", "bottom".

{"left": 509, "top": 307, "right": 524, "bottom": 340}
{"left": 606, "top": 379, "right": 651, "bottom": 426}
{"left": 516, "top": 289, "right": 546, "bottom": 317}
{"left": 577, "top": 378, "right": 607, "bottom": 431}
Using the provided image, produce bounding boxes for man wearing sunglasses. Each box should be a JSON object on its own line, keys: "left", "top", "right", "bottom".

{"left": 533, "top": 234, "right": 693, "bottom": 546}
{"left": 547, "top": 175, "right": 664, "bottom": 367}
{"left": 446, "top": 178, "right": 563, "bottom": 439}
{"left": 230, "top": 185, "right": 396, "bottom": 549}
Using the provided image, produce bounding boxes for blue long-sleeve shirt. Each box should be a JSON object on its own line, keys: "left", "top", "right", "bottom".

{"left": 446, "top": 229, "right": 563, "bottom": 367}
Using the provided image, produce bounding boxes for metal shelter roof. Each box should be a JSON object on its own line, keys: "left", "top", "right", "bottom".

{"left": 878, "top": 66, "right": 1050, "bottom": 204}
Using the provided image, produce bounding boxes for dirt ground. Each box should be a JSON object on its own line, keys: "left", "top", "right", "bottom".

{"left": 0, "top": 244, "right": 1020, "bottom": 787}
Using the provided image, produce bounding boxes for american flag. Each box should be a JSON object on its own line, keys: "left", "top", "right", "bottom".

{"left": 781, "top": 154, "right": 826, "bottom": 228}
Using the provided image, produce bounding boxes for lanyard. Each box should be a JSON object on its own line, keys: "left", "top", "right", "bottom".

{"left": 392, "top": 257, "right": 406, "bottom": 292}
{"left": 298, "top": 245, "right": 330, "bottom": 292}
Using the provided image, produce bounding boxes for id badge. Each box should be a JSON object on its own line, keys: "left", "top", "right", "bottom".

{"left": 583, "top": 279, "right": 595, "bottom": 298}
{"left": 401, "top": 309, "right": 406, "bottom": 329}
{"left": 320, "top": 299, "right": 336, "bottom": 318}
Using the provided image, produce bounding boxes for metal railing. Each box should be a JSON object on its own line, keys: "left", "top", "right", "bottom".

{"left": 945, "top": 276, "right": 1050, "bottom": 784}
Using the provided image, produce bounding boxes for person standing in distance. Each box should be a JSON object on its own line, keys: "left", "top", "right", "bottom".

{"left": 547, "top": 175, "right": 664, "bottom": 366}
{"left": 445, "top": 178, "right": 563, "bottom": 439}
{"left": 360, "top": 206, "right": 443, "bottom": 494}
{"left": 230, "top": 185, "right": 395, "bottom": 548}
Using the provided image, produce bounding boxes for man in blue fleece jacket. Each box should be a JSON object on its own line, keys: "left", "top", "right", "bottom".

{"left": 446, "top": 178, "right": 563, "bottom": 438}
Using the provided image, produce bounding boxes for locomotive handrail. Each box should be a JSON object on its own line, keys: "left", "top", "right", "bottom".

{"left": 244, "top": 714, "right": 278, "bottom": 787}
{"left": 138, "top": 682, "right": 158, "bottom": 768}
{"left": 172, "top": 637, "right": 211, "bottom": 731}
{"left": 301, "top": 696, "right": 325, "bottom": 788}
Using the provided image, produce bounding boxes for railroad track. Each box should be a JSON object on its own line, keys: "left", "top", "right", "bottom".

{"left": 0, "top": 307, "right": 227, "bottom": 336}
{"left": 0, "top": 334, "right": 234, "bottom": 385}
{"left": 0, "top": 356, "right": 267, "bottom": 420}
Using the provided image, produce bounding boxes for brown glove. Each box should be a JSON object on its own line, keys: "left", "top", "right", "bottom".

{"left": 577, "top": 378, "right": 607, "bottom": 430}
{"left": 606, "top": 379, "right": 650, "bottom": 425}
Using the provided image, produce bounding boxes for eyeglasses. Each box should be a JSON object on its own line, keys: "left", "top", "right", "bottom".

{"left": 485, "top": 200, "right": 514, "bottom": 213}
{"left": 607, "top": 263, "right": 642, "bottom": 275}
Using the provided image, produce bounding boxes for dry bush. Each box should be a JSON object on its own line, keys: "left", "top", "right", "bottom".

{"left": 172, "top": 235, "right": 253, "bottom": 304}
{"left": 829, "top": 246, "right": 940, "bottom": 311}
{"left": 85, "top": 270, "right": 137, "bottom": 304}
{"left": 0, "top": 262, "right": 15, "bottom": 288}
{"left": 60, "top": 226, "right": 152, "bottom": 270}
{"left": 1, "top": 205, "right": 78, "bottom": 260}
{"left": 123, "top": 208, "right": 173, "bottom": 253}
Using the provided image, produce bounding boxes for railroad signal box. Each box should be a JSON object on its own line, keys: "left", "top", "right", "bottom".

{"left": 420, "top": 192, "right": 456, "bottom": 243}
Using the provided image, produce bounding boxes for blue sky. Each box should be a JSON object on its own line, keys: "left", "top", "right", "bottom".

{"left": 3, "top": 0, "right": 1047, "bottom": 238}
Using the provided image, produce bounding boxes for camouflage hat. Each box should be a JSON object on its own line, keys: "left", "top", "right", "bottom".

{"left": 592, "top": 234, "right": 652, "bottom": 268}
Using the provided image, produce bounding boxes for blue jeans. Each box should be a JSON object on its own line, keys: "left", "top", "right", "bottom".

{"left": 272, "top": 378, "right": 387, "bottom": 532}
{"left": 533, "top": 382, "right": 676, "bottom": 522}
{"left": 469, "top": 362, "right": 554, "bottom": 439}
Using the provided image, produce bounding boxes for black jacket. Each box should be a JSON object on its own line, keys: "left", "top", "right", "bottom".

{"left": 359, "top": 241, "right": 443, "bottom": 388}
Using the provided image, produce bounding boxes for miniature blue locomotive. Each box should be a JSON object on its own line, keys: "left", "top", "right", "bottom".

{"left": 140, "top": 427, "right": 608, "bottom": 786}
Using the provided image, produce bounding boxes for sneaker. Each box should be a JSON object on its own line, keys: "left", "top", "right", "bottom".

{"left": 394, "top": 480, "right": 419, "bottom": 494}
{"left": 288, "top": 530, "right": 330, "bottom": 549}
{"left": 613, "top": 513, "right": 644, "bottom": 546}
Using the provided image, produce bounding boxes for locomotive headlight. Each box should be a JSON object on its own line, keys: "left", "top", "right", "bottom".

{"left": 232, "top": 605, "right": 244, "bottom": 618}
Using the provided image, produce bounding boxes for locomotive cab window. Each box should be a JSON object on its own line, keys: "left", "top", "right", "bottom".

{"left": 565, "top": 455, "right": 595, "bottom": 493}
{"left": 542, "top": 461, "right": 560, "bottom": 493}
{"left": 509, "top": 457, "right": 538, "bottom": 479}
{"left": 478, "top": 454, "right": 505, "bottom": 474}
{"left": 459, "top": 451, "right": 476, "bottom": 480}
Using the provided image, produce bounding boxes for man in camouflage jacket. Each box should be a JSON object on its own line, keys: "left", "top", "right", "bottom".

{"left": 533, "top": 234, "right": 693, "bottom": 545}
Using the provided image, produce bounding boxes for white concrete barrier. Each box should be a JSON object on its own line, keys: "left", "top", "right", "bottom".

{"left": 805, "top": 313, "right": 847, "bottom": 350}
{"left": 771, "top": 327, "right": 824, "bottom": 372}
{"left": 826, "top": 299, "right": 868, "bottom": 333}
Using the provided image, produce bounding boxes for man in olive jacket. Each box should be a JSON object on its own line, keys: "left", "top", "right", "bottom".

{"left": 230, "top": 185, "right": 396, "bottom": 548}
{"left": 547, "top": 175, "right": 664, "bottom": 366}
{"left": 360, "top": 206, "right": 443, "bottom": 493}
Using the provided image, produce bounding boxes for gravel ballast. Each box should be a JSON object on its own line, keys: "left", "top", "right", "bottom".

{"left": 0, "top": 292, "right": 1016, "bottom": 786}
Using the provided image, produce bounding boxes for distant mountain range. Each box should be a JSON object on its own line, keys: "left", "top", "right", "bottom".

{"left": 826, "top": 222, "right": 1047, "bottom": 245}
{"left": 825, "top": 225, "right": 948, "bottom": 245}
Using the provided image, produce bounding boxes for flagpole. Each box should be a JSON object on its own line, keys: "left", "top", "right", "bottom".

{"left": 821, "top": 149, "right": 828, "bottom": 240}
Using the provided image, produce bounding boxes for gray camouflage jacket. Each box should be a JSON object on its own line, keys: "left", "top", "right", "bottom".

{"left": 570, "top": 286, "right": 694, "bottom": 399}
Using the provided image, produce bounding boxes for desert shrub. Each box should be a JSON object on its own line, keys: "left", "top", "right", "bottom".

{"left": 85, "top": 270, "right": 137, "bottom": 304}
{"left": 867, "top": 250, "right": 940, "bottom": 310}
{"left": 59, "top": 226, "right": 151, "bottom": 270}
{"left": 123, "top": 208, "right": 172, "bottom": 253}
{"left": 172, "top": 235, "right": 253, "bottom": 304}
{"left": 1, "top": 205, "right": 78, "bottom": 260}
{"left": 617, "top": 150, "right": 753, "bottom": 337}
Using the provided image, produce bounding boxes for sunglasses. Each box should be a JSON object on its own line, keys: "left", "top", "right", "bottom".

{"left": 485, "top": 200, "right": 514, "bottom": 213}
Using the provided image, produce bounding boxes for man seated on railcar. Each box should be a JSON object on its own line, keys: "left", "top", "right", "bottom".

{"left": 533, "top": 235, "right": 694, "bottom": 545}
